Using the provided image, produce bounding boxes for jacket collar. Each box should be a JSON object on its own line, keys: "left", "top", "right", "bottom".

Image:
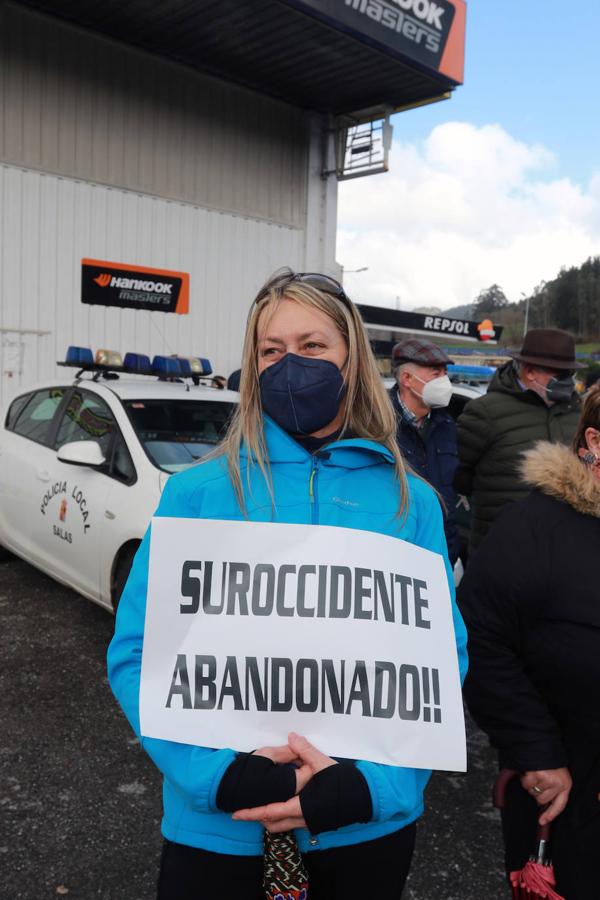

{"left": 521, "top": 442, "right": 600, "bottom": 519}
{"left": 240, "top": 415, "right": 395, "bottom": 469}
{"left": 491, "top": 361, "right": 537, "bottom": 399}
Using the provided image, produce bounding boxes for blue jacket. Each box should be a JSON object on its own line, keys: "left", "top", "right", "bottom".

{"left": 107, "top": 416, "right": 468, "bottom": 856}
{"left": 390, "top": 388, "right": 460, "bottom": 564}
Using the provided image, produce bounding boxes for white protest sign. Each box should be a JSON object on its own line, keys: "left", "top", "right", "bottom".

{"left": 140, "top": 518, "right": 466, "bottom": 772}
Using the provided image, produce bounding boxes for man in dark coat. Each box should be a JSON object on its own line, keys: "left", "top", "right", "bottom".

{"left": 454, "top": 328, "right": 581, "bottom": 554}
{"left": 389, "top": 338, "right": 460, "bottom": 564}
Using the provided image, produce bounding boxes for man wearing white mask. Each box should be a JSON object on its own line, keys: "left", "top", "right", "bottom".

{"left": 390, "top": 338, "right": 460, "bottom": 564}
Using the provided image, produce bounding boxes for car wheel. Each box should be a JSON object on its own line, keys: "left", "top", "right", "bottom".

{"left": 112, "top": 542, "right": 139, "bottom": 613}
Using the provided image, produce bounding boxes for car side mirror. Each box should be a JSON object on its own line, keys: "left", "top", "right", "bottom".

{"left": 57, "top": 440, "right": 106, "bottom": 468}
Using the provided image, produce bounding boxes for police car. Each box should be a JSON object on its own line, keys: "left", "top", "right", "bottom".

{"left": 0, "top": 347, "right": 238, "bottom": 612}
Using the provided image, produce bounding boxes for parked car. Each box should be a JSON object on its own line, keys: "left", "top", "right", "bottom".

{"left": 0, "top": 348, "right": 237, "bottom": 612}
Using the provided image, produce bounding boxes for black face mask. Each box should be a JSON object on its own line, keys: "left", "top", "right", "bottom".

{"left": 259, "top": 353, "right": 345, "bottom": 435}
{"left": 545, "top": 374, "right": 574, "bottom": 404}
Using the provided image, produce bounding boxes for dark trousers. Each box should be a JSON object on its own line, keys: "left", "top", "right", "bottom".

{"left": 157, "top": 824, "right": 416, "bottom": 900}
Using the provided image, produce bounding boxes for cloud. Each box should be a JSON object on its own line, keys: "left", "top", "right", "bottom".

{"left": 337, "top": 122, "right": 600, "bottom": 310}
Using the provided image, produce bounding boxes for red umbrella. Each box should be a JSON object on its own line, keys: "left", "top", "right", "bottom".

{"left": 493, "top": 769, "right": 565, "bottom": 900}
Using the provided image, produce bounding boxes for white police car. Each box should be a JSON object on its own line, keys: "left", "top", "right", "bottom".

{"left": 0, "top": 347, "right": 238, "bottom": 612}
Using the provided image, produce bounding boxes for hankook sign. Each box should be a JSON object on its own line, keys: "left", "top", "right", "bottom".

{"left": 81, "top": 259, "right": 190, "bottom": 314}
{"left": 290, "top": 0, "right": 462, "bottom": 79}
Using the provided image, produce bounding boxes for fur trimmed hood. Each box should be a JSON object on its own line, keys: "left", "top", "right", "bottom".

{"left": 521, "top": 441, "right": 600, "bottom": 518}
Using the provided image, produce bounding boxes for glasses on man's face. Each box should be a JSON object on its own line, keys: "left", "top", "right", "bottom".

{"left": 254, "top": 272, "right": 351, "bottom": 310}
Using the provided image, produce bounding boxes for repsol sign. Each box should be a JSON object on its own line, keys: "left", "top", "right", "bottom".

{"left": 294, "top": 0, "right": 456, "bottom": 71}
{"left": 81, "top": 258, "right": 189, "bottom": 314}
{"left": 357, "top": 305, "right": 504, "bottom": 344}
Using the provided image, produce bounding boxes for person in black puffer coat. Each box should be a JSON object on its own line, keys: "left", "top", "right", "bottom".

{"left": 458, "top": 386, "right": 600, "bottom": 900}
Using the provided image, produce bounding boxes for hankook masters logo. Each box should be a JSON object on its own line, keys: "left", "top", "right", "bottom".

{"left": 82, "top": 259, "right": 190, "bottom": 314}
{"left": 344, "top": 0, "right": 454, "bottom": 57}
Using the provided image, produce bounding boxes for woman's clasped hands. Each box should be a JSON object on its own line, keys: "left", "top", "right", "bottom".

{"left": 232, "top": 732, "right": 336, "bottom": 833}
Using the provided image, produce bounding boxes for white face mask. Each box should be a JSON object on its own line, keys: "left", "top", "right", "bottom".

{"left": 412, "top": 373, "right": 453, "bottom": 409}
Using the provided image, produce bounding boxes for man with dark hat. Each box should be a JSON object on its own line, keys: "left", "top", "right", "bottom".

{"left": 455, "top": 328, "right": 582, "bottom": 554}
{"left": 390, "top": 337, "right": 460, "bottom": 565}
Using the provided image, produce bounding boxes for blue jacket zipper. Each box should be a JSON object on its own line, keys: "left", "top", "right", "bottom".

{"left": 306, "top": 455, "right": 322, "bottom": 849}
{"left": 307, "top": 453, "right": 322, "bottom": 850}
{"left": 309, "top": 457, "right": 319, "bottom": 525}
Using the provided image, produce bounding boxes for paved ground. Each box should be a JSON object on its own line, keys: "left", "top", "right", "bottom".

{"left": 1, "top": 556, "right": 506, "bottom": 900}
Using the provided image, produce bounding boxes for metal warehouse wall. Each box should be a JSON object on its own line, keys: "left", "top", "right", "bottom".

{"left": 0, "top": 163, "right": 305, "bottom": 405}
{"left": 0, "top": 3, "right": 340, "bottom": 405}
{"left": 0, "top": 3, "right": 308, "bottom": 227}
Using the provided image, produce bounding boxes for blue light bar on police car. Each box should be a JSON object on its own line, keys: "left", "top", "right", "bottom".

{"left": 123, "top": 352, "right": 152, "bottom": 374}
{"left": 66, "top": 345, "right": 94, "bottom": 366}
{"left": 61, "top": 346, "right": 214, "bottom": 379}
{"left": 448, "top": 364, "right": 495, "bottom": 376}
{"left": 152, "top": 355, "right": 182, "bottom": 377}
{"left": 173, "top": 357, "right": 198, "bottom": 376}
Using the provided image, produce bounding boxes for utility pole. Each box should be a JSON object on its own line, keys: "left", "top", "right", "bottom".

{"left": 521, "top": 293, "right": 530, "bottom": 336}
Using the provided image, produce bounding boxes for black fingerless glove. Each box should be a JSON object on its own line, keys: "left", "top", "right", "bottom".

{"left": 216, "top": 753, "right": 297, "bottom": 813}
{"left": 299, "top": 763, "right": 373, "bottom": 835}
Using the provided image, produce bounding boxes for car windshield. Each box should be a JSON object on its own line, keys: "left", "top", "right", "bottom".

{"left": 124, "top": 399, "right": 234, "bottom": 473}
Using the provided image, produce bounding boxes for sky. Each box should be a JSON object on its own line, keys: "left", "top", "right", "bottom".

{"left": 337, "top": 0, "right": 600, "bottom": 311}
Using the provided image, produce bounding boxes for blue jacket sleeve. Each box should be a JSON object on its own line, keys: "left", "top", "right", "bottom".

{"left": 356, "top": 482, "right": 469, "bottom": 823}
{"left": 106, "top": 475, "right": 235, "bottom": 814}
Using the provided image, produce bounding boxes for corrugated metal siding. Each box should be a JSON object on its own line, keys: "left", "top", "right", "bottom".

{"left": 0, "top": 3, "right": 308, "bottom": 228}
{"left": 0, "top": 163, "right": 305, "bottom": 406}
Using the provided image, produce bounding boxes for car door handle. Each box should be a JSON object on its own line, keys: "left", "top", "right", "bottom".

{"left": 37, "top": 468, "right": 51, "bottom": 482}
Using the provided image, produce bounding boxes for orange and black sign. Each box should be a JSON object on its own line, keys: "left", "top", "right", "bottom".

{"left": 81, "top": 259, "right": 190, "bottom": 314}
{"left": 292, "top": 0, "right": 466, "bottom": 85}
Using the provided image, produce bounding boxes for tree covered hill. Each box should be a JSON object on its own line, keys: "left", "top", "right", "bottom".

{"left": 445, "top": 257, "right": 600, "bottom": 346}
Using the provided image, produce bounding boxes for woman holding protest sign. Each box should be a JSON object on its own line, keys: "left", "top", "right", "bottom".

{"left": 108, "top": 268, "right": 468, "bottom": 900}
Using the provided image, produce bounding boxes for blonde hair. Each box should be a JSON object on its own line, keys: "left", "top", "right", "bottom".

{"left": 214, "top": 269, "right": 409, "bottom": 516}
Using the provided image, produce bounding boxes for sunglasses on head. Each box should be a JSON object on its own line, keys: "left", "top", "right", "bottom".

{"left": 254, "top": 272, "right": 351, "bottom": 310}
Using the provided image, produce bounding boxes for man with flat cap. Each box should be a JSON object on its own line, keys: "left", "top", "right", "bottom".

{"left": 390, "top": 337, "right": 460, "bottom": 565}
{"left": 455, "top": 328, "right": 582, "bottom": 555}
